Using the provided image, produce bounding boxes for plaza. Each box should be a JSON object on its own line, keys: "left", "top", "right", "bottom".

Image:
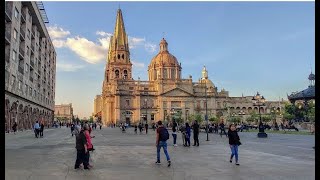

{"left": 5, "top": 127, "right": 315, "bottom": 180}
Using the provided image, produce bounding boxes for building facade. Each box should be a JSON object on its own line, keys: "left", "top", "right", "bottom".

{"left": 54, "top": 104, "right": 73, "bottom": 122}
{"left": 5, "top": 1, "right": 56, "bottom": 132}
{"left": 96, "top": 9, "right": 285, "bottom": 126}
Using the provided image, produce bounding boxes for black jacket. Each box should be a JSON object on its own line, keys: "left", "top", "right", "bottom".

{"left": 228, "top": 130, "right": 240, "bottom": 145}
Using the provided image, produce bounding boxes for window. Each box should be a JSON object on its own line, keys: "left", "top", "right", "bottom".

{"left": 25, "top": 63, "right": 29, "bottom": 72}
{"left": 18, "top": 80, "right": 22, "bottom": 90}
{"left": 12, "top": 50, "right": 17, "bottom": 62}
{"left": 171, "top": 69, "right": 175, "bottom": 79}
{"left": 14, "top": 8, "right": 19, "bottom": 19}
{"left": 11, "top": 75, "right": 16, "bottom": 86}
{"left": 13, "top": 29, "right": 18, "bottom": 40}
{"left": 163, "top": 69, "right": 167, "bottom": 79}
{"left": 151, "top": 114, "right": 155, "bottom": 121}
{"left": 123, "top": 70, "right": 128, "bottom": 79}
{"left": 25, "top": 84, "right": 28, "bottom": 94}
{"left": 29, "top": 87, "right": 32, "bottom": 96}
{"left": 115, "top": 70, "right": 119, "bottom": 78}
{"left": 126, "top": 100, "right": 130, "bottom": 107}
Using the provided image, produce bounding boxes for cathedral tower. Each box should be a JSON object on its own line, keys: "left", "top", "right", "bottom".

{"left": 104, "top": 9, "right": 132, "bottom": 84}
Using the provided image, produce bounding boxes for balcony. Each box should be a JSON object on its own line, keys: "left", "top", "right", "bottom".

{"left": 5, "top": 3, "right": 13, "bottom": 22}
{"left": 30, "top": 59, "right": 34, "bottom": 67}
{"left": 21, "top": 13, "right": 26, "bottom": 23}
{"left": 5, "top": 28, "right": 11, "bottom": 44}
{"left": 18, "top": 65, "right": 24, "bottom": 74}
{"left": 20, "top": 29, "right": 25, "bottom": 41}
{"left": 19, "top": 46, "right": 25, "bottom": 58}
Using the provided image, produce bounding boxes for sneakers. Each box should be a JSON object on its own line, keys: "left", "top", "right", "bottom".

{"left": 230, "top": 160, "right": 232, "bottom": 163}
{"left": 168, "top": 161, "right": 171, "bottom": 167}
{"left": 174, "top": 144, "right": 178, "bottom": 147}
{"left": 235, "top": 163, "right": 240, "bottom": 166}
{"left": 155, "top": 161, "right": 161, "bottom": 165}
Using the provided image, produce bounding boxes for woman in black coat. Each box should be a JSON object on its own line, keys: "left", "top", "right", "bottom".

{"left": 228, "top": 124, "right": 241, "bottom": 165}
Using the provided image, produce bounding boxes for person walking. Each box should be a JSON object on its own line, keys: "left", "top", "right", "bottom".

{"left": 145, "top": 123, "right": 149, "bottom": 134}
{"left": 33, "top": 121, "right": 40, "bottom": 138}
{"left": 84, "top": 124, "right": 95, "bottom": 168}
{"left": 228, "top": 124, "right": 241, "bottom": 166}
{"left": 185, "top": 122, "right": 191, "bottom": 147}
{"left": 12, "top": 122, "right": 18, "bottom": 135}
{"left": 99, "top": 123, "right": 102, "bottom": 130}
{"left": 138, "top": 123, "right": 143, "bottom": 134}
{"left": 39, "top": 122, "right": 44, "bottom": 138}
{"left": 74, "top": 126, "right": 90, "bottom": 170}
{"left": 219, "top": 120, "right": 228, "bottom": 137}
{"left": 172, "top": 120, "right": 178, "bottom": 147}
{"left": 192, "top": 120, "right": 200, "bottom": 146}
{"left": 155, "top": 121, "right": 171, "bottom": 167}
{"left": 71, "top": 123, "right": 75, "bottom": 136}
{"left": 134, "top": 124, "right": 138, "bottom": 134}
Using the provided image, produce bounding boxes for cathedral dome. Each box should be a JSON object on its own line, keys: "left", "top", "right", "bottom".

{"left": 149, "top": 38, "right": 180, "bottom": 68}
{"left": 148, "top": 38, "right": 182, "bottom": 81}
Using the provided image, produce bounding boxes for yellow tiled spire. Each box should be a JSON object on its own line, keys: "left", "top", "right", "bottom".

{"left": 113, "top": 8, "right": 128, "bottom": 50}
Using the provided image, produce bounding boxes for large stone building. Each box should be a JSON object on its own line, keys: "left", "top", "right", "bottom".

{"left": 95, "top": 9, "right": 285, "bottom": 126}
{"left": 5, "top": 1, "right": 56, "bottom": 132}
{"left": 54, "top": 103, "right": 74, "bottom": 122}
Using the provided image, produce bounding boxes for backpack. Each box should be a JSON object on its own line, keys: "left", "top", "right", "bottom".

{"left": 159, "top": 127, "right": 169, "bottom": 141}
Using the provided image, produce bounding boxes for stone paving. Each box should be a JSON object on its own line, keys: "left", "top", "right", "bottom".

{"left": 5, "top": 127, "right": 315, "bottom": 180}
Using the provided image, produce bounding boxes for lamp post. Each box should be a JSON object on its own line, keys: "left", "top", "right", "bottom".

{"left": 252, "top": 92, "right": 267, "bottom": 138}
{"left": 238, "top": 110, "right": 245, "bottom": 123}
{"left": 204, "top": 81, "right": 209, "bottom": 141}
{"left": 144, "top": 99, "right": 148, "bottom": 125}
{"left": 170, "top": 108, "right": 175, "bottom": 127}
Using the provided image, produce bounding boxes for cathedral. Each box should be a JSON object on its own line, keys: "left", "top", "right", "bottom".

{"left": 94, "top": 9, "right": 285, "bottom": 126}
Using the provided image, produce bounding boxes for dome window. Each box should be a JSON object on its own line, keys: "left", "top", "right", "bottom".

{"left": 115, "top": 70, "right": 119, "bottom": 78}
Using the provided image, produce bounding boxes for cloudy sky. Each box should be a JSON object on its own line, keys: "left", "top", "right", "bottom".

{"left": 43, "top": 1, "right": 315, "bottom": 118}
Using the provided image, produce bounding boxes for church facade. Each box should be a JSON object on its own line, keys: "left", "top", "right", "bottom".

{"left": 95, "top": 9, "right": 286, "bottom": 126}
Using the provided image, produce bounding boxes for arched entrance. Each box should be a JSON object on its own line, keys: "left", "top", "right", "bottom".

{"left": 17, "top": 104, "right": 24, "bottom": 130}
{"left": 10, "top": 102, "right": 18, "bottom": 133}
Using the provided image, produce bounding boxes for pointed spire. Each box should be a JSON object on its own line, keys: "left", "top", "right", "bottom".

{"left": 113, "top": 8, "right": 128, "bottom": 50}
{"left": 202, "top": 65, "right": 208, "bottom": 79}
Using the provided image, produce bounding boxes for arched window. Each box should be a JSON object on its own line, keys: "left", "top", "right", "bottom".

{"left": 122, "top": 54, "right": 124, "bottom": 59}
{"left": 123, "top": 70, "right": 128, "bottom": 79}
{"left": 115, "top": 70, "right": 119, "bottom": 78}
{"left": 163, "top": 69, "right": 167, "bottom": 79}
{"left": 171, "top": 69, "right": 175, "bottom": 79}
{"left": 117, "top": 54, "right": 120, "bottom": 59}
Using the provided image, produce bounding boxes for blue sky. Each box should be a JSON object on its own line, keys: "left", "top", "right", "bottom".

{"left": 43, "top": 1, "right": 315, "bottom": 118}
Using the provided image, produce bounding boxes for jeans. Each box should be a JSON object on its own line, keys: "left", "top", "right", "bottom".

{"left": 157, "top": 141, "right": 170, "bottom": 162}
{"left": 220, "top": 128, "right": 227, "bottom": 137}
{"left": 230, "top": 145, "right": 239, "bottom": 162}
{"left": 172, "top": 133, "right": 177, "bottom": 145}
{"left": 193, "top": 132, "right": 199, "bottom": 146}
{"left": 185, "top": 133, "right": 190, "bottom": 146}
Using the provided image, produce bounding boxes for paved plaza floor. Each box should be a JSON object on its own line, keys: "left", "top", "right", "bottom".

{"left": 5, "top": 127, "right": 315, "bottom": 180}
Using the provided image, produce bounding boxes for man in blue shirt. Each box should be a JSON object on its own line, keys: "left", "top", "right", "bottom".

{"left": 34, "top": 121, "right": 40, "bottom": 138}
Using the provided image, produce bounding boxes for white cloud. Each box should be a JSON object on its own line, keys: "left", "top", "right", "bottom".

{"left": 56, "top": 62, "right": 84, "bottom": 72}
{"left": 65, "top": 36, "right": 108, "bottom": 64}
{"left": 128, "top": 37, "right": 145, "bottom": 49}
{"left": 47, "top": 25, "right": 71, "bottom": 39}
{"left": 96, "top": 31, "right": 113, "bottom": 37}
{"left": 52, "top": 39, "right": 66, "bottom": 48}
{"left": 145, "top": 42, "right": 157, "bottom": 53}
{"left": 131, "top": 61, "right": 145, "bottom": 69}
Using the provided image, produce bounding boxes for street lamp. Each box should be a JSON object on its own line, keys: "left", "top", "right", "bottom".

{"left": 170, "top": 108, "right": 175, "bottom": 127}
{"left": 204, "top": 81, "right": 209, "bottom": 141}
{"left": 238, "top": 110, "right": 245, "bottom": 123}
{"left": 252, "top": 92, "right": 267, "bottom": 138}
{"left": 144, "top": 99, "right": 148, "bottom": 125}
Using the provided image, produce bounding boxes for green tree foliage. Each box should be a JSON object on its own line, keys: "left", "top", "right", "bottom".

{"left": 209, "top": 115, "right": 218, "bottom": 124}
{"left": 228, "top": 116, "right": 241, "bottom": 124}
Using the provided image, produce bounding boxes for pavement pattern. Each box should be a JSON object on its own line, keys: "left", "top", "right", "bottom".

{"left": 5, "top": 127, "right": 315, "bottom": 180}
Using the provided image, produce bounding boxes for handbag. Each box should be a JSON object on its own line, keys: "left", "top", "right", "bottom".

{"left": 237, "top": 141, "right": 242, "bottom": 146}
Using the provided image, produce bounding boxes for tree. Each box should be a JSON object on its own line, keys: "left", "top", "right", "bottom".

{"left": 247, "top": 111, "right": 259, "bottom": 124}
{"left": 228, "top": 116, "right": 241, "bottom": 124}
{"left": 261, "top": 114, "right": 272, "bottom": 123}
{"left": 209, "top": 115, "right": 218, "bottom": 124}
